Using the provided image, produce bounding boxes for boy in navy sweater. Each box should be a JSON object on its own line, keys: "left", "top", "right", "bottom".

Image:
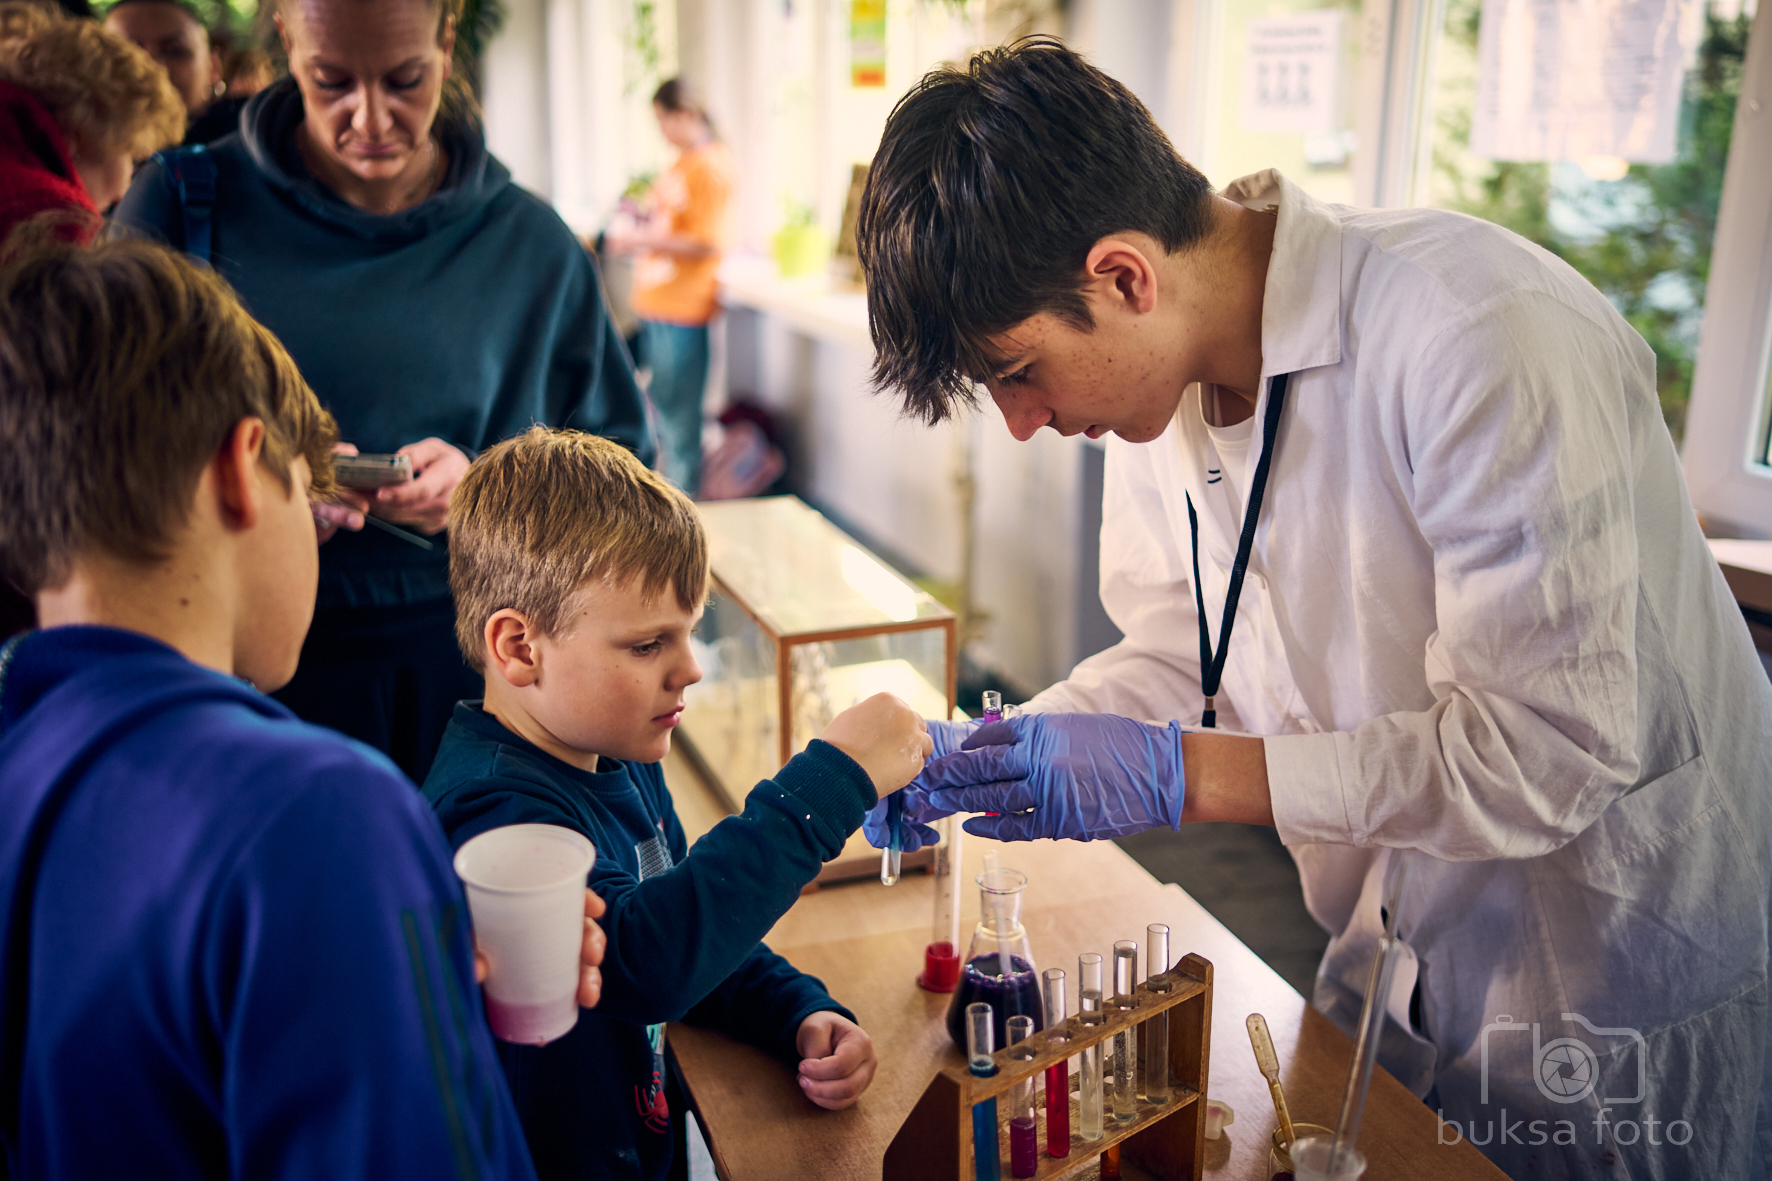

{"left": 424, "top": 427, "right": 931, "bottom": 1180}
{"left": 0, "top": 237, "right": 600, "bottom": 1178}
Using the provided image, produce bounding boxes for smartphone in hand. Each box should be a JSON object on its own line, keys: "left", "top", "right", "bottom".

{"left": 333, "top": 453, "right": 413, "bottom": 490}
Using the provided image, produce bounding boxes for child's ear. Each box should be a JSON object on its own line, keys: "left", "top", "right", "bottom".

{"left": 484, "top": 609, "right": 542, "bottom": 688}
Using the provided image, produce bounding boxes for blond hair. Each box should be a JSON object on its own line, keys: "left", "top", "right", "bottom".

{"left": 449, "top": 428, "right": 707, "bottom": 672}
{"left": 0, "top": 0, "right": 184, "bottom": 159}
{"left": 0, "top": 233, "right": 338, "bottom": 596}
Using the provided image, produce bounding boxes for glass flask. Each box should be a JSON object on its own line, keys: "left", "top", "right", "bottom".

{"left": 946, "top": 868, "right": 1043, "bottom": 1051}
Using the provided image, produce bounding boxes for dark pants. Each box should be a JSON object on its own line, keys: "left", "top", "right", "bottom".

{"left": 273, "top": 597, "right": 480, "bottom": 783}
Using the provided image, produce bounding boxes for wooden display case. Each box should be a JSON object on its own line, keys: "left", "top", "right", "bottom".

{"left": 679, "top": 496, "right": 957, "bottom": 879}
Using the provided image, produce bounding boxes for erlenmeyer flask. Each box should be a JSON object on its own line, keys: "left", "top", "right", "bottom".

{"left": 945, "top": 868, "right": 1043, "bottom": 1050}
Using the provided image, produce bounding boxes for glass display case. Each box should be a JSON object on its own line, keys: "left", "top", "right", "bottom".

{"left": 680, "top": 497, "right": 957, "bottom": 876}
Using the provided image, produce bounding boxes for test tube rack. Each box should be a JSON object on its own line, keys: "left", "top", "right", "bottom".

{"left": 884, "top": 953, "right": 1214, "bottom": 1181}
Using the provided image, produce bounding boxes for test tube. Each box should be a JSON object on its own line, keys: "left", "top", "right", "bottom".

{"left": 1007, "top": 1015, "right": 1038, "bottom": 1178}
{"left": 1111, "top": 940, "right": 1139, "bottom": 1124}
{"left": 982, "top": 690, "right": 1003, "bottom": 721}
{"left": 1043, "top": 968, "right": 1071, "bottom": 1158}
{"left": 918, "top": 816, "right": 962, "bottom": 991}
{"left": 1143, "top": 923, "right": 1171, "bottom": 1106}
{"left": 967, "top": 1002, "right": 1002, "bottom": 1181}
{"left": 1077, "top": 953, "right": 1105, "bottom": 1142}
{"left": 880, "top": 794, "right": 904, "bottom": 886}
{"left": 1101, "top": 1145, "right": 1122, "bottom": 1180}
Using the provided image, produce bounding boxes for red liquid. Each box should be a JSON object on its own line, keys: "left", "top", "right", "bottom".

{"left": 1101, "top": 1144, "right": 1122, "bottom": 1180}
{"left": 1009, "top": 1117, "right": 1038, "bottom": 1177}
{"left": 919, "top": 941, "right": 961, "bottom": 992}
{"left": 486, "top": 996, "right": 576, "bottom": 1045}
{"left": 1044, "top": 1059, "right": 1070, "bottom": 1156}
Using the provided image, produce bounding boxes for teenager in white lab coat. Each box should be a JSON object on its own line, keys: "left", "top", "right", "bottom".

{"left": 856, "top": 38, "right": 1772, "bottom": 1180}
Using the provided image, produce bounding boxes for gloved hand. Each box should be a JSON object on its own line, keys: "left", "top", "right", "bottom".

{"left": 860, "top": 718, "right": 984, "bottom": 851}
{"left": 916, "top": 712, "right": 1187, "bottom": 842}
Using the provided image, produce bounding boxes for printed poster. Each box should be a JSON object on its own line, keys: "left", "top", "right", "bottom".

{"left": 1472, "top": 0, "right": 1704, "bottom": 162}
{"left": 1241, "top": 13, "right": 1344, "bottom": 135}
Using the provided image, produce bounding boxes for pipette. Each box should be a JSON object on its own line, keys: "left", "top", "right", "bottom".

{"left": 1328, "top": 853, "right": 1409, "bottom": 1173}
{"left": 1245, "top": 1012, "right": 1296, "bottom": 1147}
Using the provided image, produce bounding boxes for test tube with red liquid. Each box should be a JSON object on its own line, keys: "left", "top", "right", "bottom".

{"left": 1043, "top": 967, "right": 1071, "bottom": 1157}
{"left": 918, "top": 815, "right": 962, "bottom": 992}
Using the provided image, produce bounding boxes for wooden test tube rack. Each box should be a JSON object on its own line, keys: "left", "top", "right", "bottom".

{"left": 885, "top": 953, "right": 1214, "bottom": 1181}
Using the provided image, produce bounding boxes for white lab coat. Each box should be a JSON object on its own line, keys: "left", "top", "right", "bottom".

{"left": 1026, "top": 171, "right": 1772, "bottom": 1179}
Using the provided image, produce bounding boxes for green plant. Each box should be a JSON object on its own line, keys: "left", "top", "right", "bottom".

{"left": 1434, "top": 3, "right": 1750, "bottom": 442}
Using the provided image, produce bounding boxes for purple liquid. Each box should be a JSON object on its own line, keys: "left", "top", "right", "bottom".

{"left": 1010, "top": 1117, "right": 1038, "bottom": 1177}
{"left": 946, "top": 955, "right": 1044, "bottom": 1051}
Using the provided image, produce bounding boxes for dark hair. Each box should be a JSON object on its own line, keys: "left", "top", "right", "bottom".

{"left": 102, "top": 0, "right": 208, "bottom": 32}
{"left": 651, "top": 75, "right": 700, "bottom": 115}
{"left": 857, "top": 36, "right": 1216, "bottom": 425}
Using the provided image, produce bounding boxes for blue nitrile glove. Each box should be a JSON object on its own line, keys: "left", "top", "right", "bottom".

{"left": 916, "top": 712, "right": 1187, "bottom": 842}
{"left": 861, "top": 718, "right": 983, "bottom": 851}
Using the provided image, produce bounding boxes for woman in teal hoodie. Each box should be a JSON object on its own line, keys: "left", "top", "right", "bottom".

{"left": 115, "top": 0, "right": 653, "bottom": 779}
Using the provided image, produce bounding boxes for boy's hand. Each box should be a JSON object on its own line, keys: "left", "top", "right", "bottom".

{"left": 474, "top": 889, "right": 609, "bottom": 1008}
{"left": 312, "top": 442, "right": 368, "bottom": 543}
{"left": 820, "top": 693, "right": 932, "bottom": 797}
{"left": 795, "top": 1012, "right": 876, "bottom": 1110}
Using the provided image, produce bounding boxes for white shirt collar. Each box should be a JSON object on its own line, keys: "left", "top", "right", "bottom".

{"left": 1221, "top": 169, "right": 1344, "bottom": 378}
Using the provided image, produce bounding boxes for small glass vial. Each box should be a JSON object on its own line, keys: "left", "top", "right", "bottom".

{"left": 1006, "top": 1015, "right": 1038, "bottom": 1178}
{"left": 967, "top": 1002, "right": 1002, "bottom": 1181}
{"left": 1077, "top": 952, "right": 1105, "bottom": 1141}
{"left": 1111, "top": 941, "right": 1139, "bottom": 1123}
{"left": 1143, "top": 923, "right": 1171, "bottom": 1105}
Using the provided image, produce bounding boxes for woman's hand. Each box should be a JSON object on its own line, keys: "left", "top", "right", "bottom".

{"left": 795, "top": 1012, "right": 877, "bottom": 1110}
{"left": 372, "top": 438, "right": 471, "bottom": 535}
{"left": 312, "top": 442, "right": 368, "bottom": 544}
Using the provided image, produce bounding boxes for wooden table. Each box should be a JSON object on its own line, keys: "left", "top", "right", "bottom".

{"left": 668, "top": 835, "right": 1506, "bottom": 1180}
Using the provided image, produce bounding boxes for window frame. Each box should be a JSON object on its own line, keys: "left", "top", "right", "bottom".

{"left": 1682, "top": 0, "right": 1772, "bottom": 539}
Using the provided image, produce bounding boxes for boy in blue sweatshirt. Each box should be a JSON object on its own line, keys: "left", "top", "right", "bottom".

{"left": 424, "top": 427, "right": 932, "bottom": 1180}
{"left": 0, "top": 237, "right": 604, "bottom": 1179}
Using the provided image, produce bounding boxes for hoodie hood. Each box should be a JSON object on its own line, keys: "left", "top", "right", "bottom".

{"left": 238, "top": 76, "right": 509, "bottom": 243}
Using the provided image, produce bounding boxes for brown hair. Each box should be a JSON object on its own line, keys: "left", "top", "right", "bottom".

{"left": 448, "top": 427, "right": 708, "bottom": 672}
{"left": 0, "top": 232, "right": 338, "bottom": 598}
{"left": 858, "top": 37, "right": 1215, "bottom": 424}
{"left": 0, "top": 0, "right": 185, "bottom": 159}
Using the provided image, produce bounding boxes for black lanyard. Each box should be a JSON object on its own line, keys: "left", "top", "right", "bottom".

{"left": 1186, "top": 372, "right": 1291, "bottom": 728}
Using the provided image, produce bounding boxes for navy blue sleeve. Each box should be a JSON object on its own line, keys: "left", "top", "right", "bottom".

{"left": 682, "top": 944, "right": 853, "bottom": 1061}
{"left": 112, "top": 158, "right": 183, "bottom": 248}
{"left": 433, "top": 741, "right": 873, "bottom": 1029}
{"left": 557, "top": 247, "right": 656, "bottom": 467}
{"left": 211, "top": 757, "right": 536, "bottom": 1181}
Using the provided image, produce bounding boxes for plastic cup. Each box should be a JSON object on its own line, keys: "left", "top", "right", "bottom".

{"left": 1288, "top": 1134, "right": 1368, "bottom": 1181}
{"left": 454, "top": 823, "right": 596, "bottom": 1046}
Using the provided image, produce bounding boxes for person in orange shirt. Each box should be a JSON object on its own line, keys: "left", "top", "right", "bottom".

{"left": 613, "top": 78, "right": 734, "bottom": 496}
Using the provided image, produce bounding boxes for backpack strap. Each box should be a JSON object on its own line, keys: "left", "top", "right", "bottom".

{"left": 151, "top": 144, "right": 217, "bottom": 265}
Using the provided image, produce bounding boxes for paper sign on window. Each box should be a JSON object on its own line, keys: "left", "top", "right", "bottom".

{"left": 1472, "top": 0, "right": 1704, "bottom": 162}
{"left": 1241, "top": 13, "right": 1343, "bottom": 135}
